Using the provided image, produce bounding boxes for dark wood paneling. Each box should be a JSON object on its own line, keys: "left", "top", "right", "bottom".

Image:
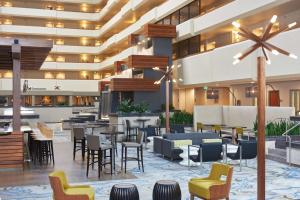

{"left": 128, "top": 34, "right": 140, "bottom": 46}
{"left": 128, "top": 55, "right": 168, "bottom": 68}
{"left": 0, "top": 131, "right": 23, "bottom": 169}
{"left": 143, "top": 24, "right": 176, "bottom": 38}
{"left": 114, "top": 61, "right": 126, "bottom": 74}
{"left": 110, "top": 78, "right": 160, "bottom": 92}
{"left": 0, "top": 38, "right": 52, "bottom": 70}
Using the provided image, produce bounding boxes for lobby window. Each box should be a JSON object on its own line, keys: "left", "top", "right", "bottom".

{"left": 171, "top": 11, "right": 180, "bottom": 25}
{"left": 189, "top": 0, "right": 200, "bottom": 18}
{"left": 178, "top": 39, "right": 189, "bottom": 58}
{"left": 179, "top": 5, "right": 189, "bottom": 23}
{"left": 163, "top": 16, "right": 171, "bottom": 25}
{"left": 189, "top": 36, "right": 200, "bottom": 54}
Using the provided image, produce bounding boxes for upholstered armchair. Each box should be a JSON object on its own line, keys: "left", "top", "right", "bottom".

{"left": 188, "top": 163, "right": 233, "bottom": 200}
{"left": 49, "top": 171, "right": 95, "bottom": 200}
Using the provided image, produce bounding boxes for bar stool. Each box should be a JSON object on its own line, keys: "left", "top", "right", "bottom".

{"left": 86, "top": 135, "right": 113, "bottom": 178}
{"left": 125, "top": 120, "right": 139, "bottom": 141}
{"left": 121, "top": 132, "right": 144, "bottom": 173}
{"left": 73, "top": 127, "right": 86, "bottom": 160}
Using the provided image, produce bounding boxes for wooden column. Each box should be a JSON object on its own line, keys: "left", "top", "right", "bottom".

{"left": 12, "top": 41, "right": 21, "bottom": 132}
{"left": 165, "top": 78, "right": 170, "bottom": 133}
{"left": 257, "top": 56, "right": 266, "bottom": 200}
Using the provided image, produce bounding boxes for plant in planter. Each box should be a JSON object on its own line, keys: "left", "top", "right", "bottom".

{"left": 117, "top": 99, "right": 134, "bottom": 113}
{"left": 160, "top": 110, "right": 193, "bottom": 126}
{"left": 133, "top": 102, "right": 149, "bottom": 114}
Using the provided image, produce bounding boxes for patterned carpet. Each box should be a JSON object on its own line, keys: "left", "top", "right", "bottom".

{"left": 0, "top": 124, "right": 300, "bottom": 200}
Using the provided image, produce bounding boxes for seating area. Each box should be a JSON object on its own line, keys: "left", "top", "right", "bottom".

{"left": 1, "top": 0, "right": 300, "bottom": 199}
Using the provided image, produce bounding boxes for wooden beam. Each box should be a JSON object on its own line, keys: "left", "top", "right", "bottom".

{"left": 143, "top": 24, "right": 176, "bottom": 38}
{"left": 127, "top": 55, "right": 169, "bottom": 69}
{"left": 257, "top": 56, "right": 266, "bottom": 200}
{"left": 109, "top": 78, "right": 160, "bottom": 92}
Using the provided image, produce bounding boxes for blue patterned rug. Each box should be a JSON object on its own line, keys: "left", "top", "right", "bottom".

{"left": 1, "top": 147, "right": 300, "bottom": 200}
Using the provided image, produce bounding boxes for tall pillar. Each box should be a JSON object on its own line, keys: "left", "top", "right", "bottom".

{"left": 257, "top": 56, "right": 266, "bottom": 200}
{"left": 12, "top": 40, "right": 21, "bottom": 132}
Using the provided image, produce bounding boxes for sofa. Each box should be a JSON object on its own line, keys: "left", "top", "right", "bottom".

{"left": 153, "top": 132, "right": 220, "bottom": 160}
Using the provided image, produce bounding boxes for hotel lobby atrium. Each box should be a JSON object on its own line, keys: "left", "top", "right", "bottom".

{"left": 0, "top": 0, "right": 300, "bottom": 199}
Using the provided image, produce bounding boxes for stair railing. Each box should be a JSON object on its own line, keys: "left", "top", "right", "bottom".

{"left": 281, "top": 121, "right": 300, "bottom": 166}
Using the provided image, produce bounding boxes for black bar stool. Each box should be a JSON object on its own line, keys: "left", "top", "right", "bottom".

{"left": 125, "top": 120, "right": 139, "bottom": 141}
{"left": 72, "top": 127, "right": 86, "bottom": 160}
{"left": 86, "top": 134, "right": 113, "bottom": 178}
{"left": 121, "top": 132, "right": 144, "bottom": 173}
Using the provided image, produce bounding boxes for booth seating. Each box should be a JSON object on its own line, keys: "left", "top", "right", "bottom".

{"left": 153, "top": 132, "right": 220, "bottom": 160}
{"left": 29, "top": 122, "right": 55, "bottom": 165}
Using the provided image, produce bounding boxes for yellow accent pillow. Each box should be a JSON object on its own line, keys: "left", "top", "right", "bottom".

{"left": 202, "top": 139, "right": 222, "bottom": 143}
{"left": 174, "top": 139, "right": 192, "bottom": 148}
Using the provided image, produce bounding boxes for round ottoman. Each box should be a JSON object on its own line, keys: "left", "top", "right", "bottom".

{"left": 110, "top": 184, "right": 139, "bottom": 200}
{"left": 153, "top": 180, "right": 181, "bottom": 200}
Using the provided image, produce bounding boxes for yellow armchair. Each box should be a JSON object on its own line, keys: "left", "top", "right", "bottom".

{"left": 49, "top": 171, "right": 95, "bottom": 200}
{"left": 189, "top": 163, "right": 233, "bottom": 200}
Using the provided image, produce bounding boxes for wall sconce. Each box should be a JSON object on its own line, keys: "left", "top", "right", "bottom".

{"left": 3, "top": 19, "right": 12, "bottom": 25}
{"left": 80, "top": 20, "right": 88, "bottom": 29}
{"left": 80, "top": 71, "right": 89, "bottom": 79}
{"left": 56, "top": 72, "right": 65, "bottom": 79}
{"left": 93, "top": 72, "right": 101, "bottom": 80}
{"left": 56, "top": 56, "right": 65, "bottom": 62}
{"left": 46, "top": 55, "right": 54, "bottom": 62}
{"left": 56, "top": 5, "right": 64, "bottom": 11}
{"left": 3, "top": 2, "right": 12, "bottom": 7}
{"left": 81, "top": 54, "right": 88, "bottom": 62}
{"left": 46, "top": 22, "right": 54, "bottom": 28}
{"left": 3, "top": 71, "right": 12, "bottom": 78}
{"left": 94, "top": 57, "right": 101, "bottom": 63}
{"left": 46, "top": 4, "right": 54, "bottom": 10}
{"left": 95, "top": 40, "right": 102, "bottom": 46}
{"left": 104, "top": 73, "right": 111, "bottom": 78}
{"left": 55, "top": 39, "right": 64, "bottom": 45}
{"left": 206, "top": 41, "right": 216, "bottom": 51}
{"left": 56, "top": 22, "right": 64, "bottom": 28}
{"left": 81, "top": 37, "right": 88, "bottom": 46}
{"left": 81, "top": 4, "right": 88, "bottom": 12}
{"left": 95, "top": 25, "right": 101, "bottom": 30}
{"left": 44, "top": 72, "right": 54, "bottom": 79}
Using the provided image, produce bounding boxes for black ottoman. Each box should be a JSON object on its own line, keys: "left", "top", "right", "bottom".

{"left": 153, "top": 180, "right": 181, "bottom": 200}
{"left": 110, "top": 183, "right": 139, "bottom": 200}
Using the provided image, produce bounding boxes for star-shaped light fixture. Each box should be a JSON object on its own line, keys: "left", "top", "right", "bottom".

{"left": 232, "top": 15, "right": 297, "bottom": 200}
{"left": 232, "top": 15, "right": 297, "bottom": 65}
{"left": 153, "top": 65, "right": 182, "bottom": 133}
